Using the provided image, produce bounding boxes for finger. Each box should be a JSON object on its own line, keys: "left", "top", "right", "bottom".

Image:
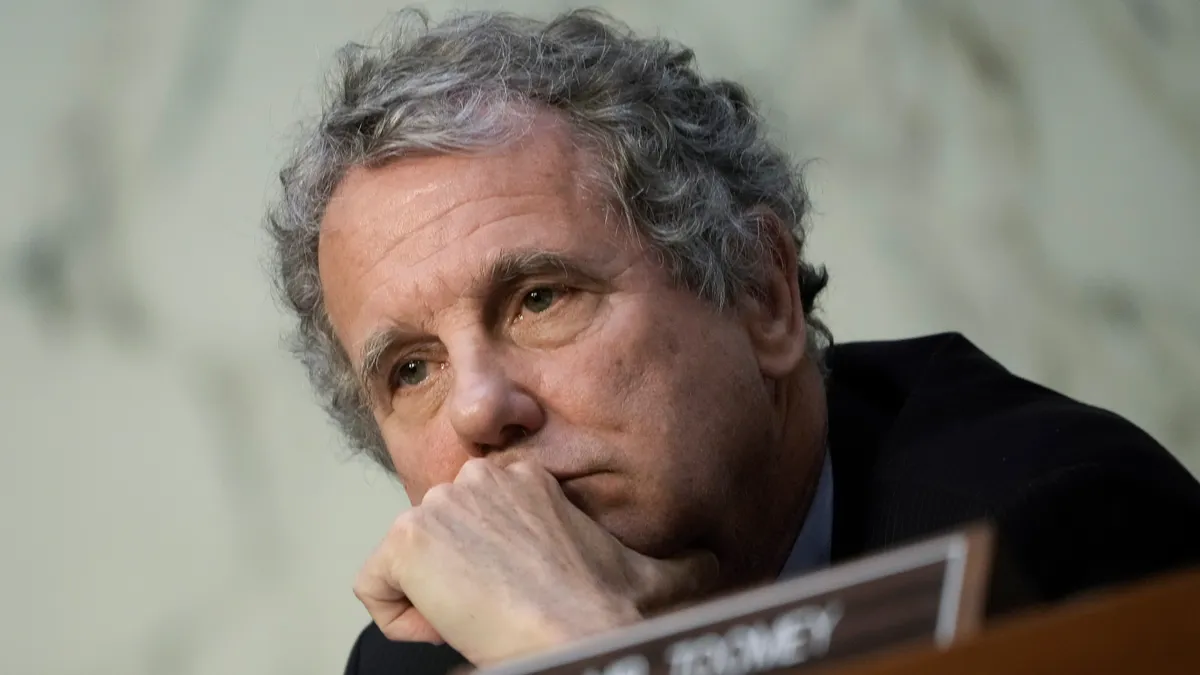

{"left": 455, "top": 457, "right": 501, "bottom": 486}
{"left": 635, "top": 548, "right": 721, "bottom": 612}
{"left": 505, "top": 458, "right": 557, "bottom": 488}
{"left": 354, "top": 544, "right": 445, "bottom": 644}
{"left": 367, "top": 596, "right": 444, "bottom": 643}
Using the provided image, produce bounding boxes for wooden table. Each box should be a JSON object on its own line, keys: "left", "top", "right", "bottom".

{"left": 814, "top": 568, "right": 1200, "bottom": 675}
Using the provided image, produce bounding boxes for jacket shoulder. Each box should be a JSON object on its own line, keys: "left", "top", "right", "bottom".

{"left": 830, "top": 331, "right": 1192, "bottom": 489}
{"left": 828, "top": 332, "right": 1200, "bottom": 600}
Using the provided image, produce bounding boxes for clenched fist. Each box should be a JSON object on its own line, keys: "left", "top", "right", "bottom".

{"left": 353, "top": 458, "right": 719, "bottom": 666}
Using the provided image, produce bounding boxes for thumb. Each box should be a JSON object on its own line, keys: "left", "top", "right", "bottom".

{"left": 375, "top": 604, "right": 445, "bottom": 644}
{"left": 354, "top": 548, "right": 446, "bottom": 644}
{"left": 633, "top": 548, "right": 720, "bottom": 614}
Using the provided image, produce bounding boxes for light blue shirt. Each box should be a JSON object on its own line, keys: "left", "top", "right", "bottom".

{"left": 777, "top": 450, "right": 834, "bottom": 579}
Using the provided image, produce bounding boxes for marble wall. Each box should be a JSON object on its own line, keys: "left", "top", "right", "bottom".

{"left": 2, "top": 1, "right": 1196, "bottom": 673}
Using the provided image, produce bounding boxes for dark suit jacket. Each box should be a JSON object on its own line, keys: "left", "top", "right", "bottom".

{"left": 344, "top": 332, "right": 1200, "bottom": 675}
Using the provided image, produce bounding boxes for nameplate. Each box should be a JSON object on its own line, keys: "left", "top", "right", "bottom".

{"left": 479, "top": 526, "right": 993, "bottom": 675}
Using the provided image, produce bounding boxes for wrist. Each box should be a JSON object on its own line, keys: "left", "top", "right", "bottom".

{"left": 538, "top": 590, "right": 644, "bottom": 647}
{"left": 593, "top": 592, "right": 644, "bottom": 630}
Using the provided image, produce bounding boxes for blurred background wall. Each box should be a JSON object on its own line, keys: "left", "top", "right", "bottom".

{"left": 2, "top": 0, "right": 1197, "bottom": 673}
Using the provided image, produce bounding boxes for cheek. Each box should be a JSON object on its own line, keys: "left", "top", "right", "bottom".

{"left": 537, "top": 322, "right": 666, "bottom": 437}
{"left": 551, "top": 315, "right": 715, "bottom": 465}
{"left": 381, "top": 423, "right": 470, "bottom": 502}
{"left": 615, "top": 318, "right": 768, "bottom": 481}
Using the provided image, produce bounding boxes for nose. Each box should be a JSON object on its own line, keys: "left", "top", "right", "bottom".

{"left": 447, "top": 341, "right": 545, "bottom": 454}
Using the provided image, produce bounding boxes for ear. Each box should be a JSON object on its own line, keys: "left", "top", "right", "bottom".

{"left": 741, "top": 208, "right": 807, "bottom": 379}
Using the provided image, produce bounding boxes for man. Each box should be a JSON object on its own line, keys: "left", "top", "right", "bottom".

{"left": 265, "top": 9, "right": 1200, "bottom": 675}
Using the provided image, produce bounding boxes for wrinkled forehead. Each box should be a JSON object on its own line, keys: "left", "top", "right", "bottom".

{"left": 318, "top": 113, "right": 613, "bottom": 263}
{"left": 315, "top": 120, "right": 626, "bottom": 343}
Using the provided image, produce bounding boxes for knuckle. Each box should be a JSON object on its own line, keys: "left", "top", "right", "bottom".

{"left": 380, "top": 623, "right": 409, "bottom": 642}
{"left": 538, "top": 468, "right": 560, "bottom": 490}
{"left": 351, "top": 579, "right": 372, "bottom": 603}
{"left": 507, "top": 459, "right": 540, "bottom": 479}
{"left": 388, "top": 509, "right": 415, "bottom": 536}
{"left": 456, "top": 457, "right": 492, "bottom": 483}
{"left": 421, "top": 483, "right": 454, "bottom": 507}
{"left": 512, "top": 460, "right": 556, "bottom": 490}
{"left": 386, "top": 511, "right": 425, "bottom": 552}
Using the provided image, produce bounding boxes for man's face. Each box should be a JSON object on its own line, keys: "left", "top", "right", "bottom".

{"left": 318, "top": 120, "right": 779, "bottom": 558}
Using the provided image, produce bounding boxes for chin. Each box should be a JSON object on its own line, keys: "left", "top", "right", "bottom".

{"left": 591, "top": 505, "right": 698, "bottom": 560}
{"left": 561, "top": 473, "right": 701, "bottom": 558}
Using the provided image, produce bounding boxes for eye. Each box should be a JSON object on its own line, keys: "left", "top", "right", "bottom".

{"left": 389, "top": 360, "right": 429, "bottom": 390}
{"left": 520, "top": 287, "right": 560, "bottom": 314}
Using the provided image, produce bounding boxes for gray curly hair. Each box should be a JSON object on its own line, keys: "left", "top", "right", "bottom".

{"left": 266, "top": 8, "right": 831, "bottom": 472}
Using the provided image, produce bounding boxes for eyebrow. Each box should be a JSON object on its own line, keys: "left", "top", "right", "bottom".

{"left": 357, "top": 326, "right": 409, "bottom": 398}
{"left": 354, "top": 249, "right": 608, "bottom": 396}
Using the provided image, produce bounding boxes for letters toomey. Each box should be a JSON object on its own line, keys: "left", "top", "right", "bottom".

{"left": 661, "top": 602, "right": 843, "bottom": 675}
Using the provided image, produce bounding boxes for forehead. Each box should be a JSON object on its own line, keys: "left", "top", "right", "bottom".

{"left": 317, "top": 118, "right": 622, "bottom": 342}
{"left": 321, "top": 118, "right": 596, "bottom": 254}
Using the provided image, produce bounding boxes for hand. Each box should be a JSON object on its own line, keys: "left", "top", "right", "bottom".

{"left": 353, "top": 458, "right": 719, "bottom": 666}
